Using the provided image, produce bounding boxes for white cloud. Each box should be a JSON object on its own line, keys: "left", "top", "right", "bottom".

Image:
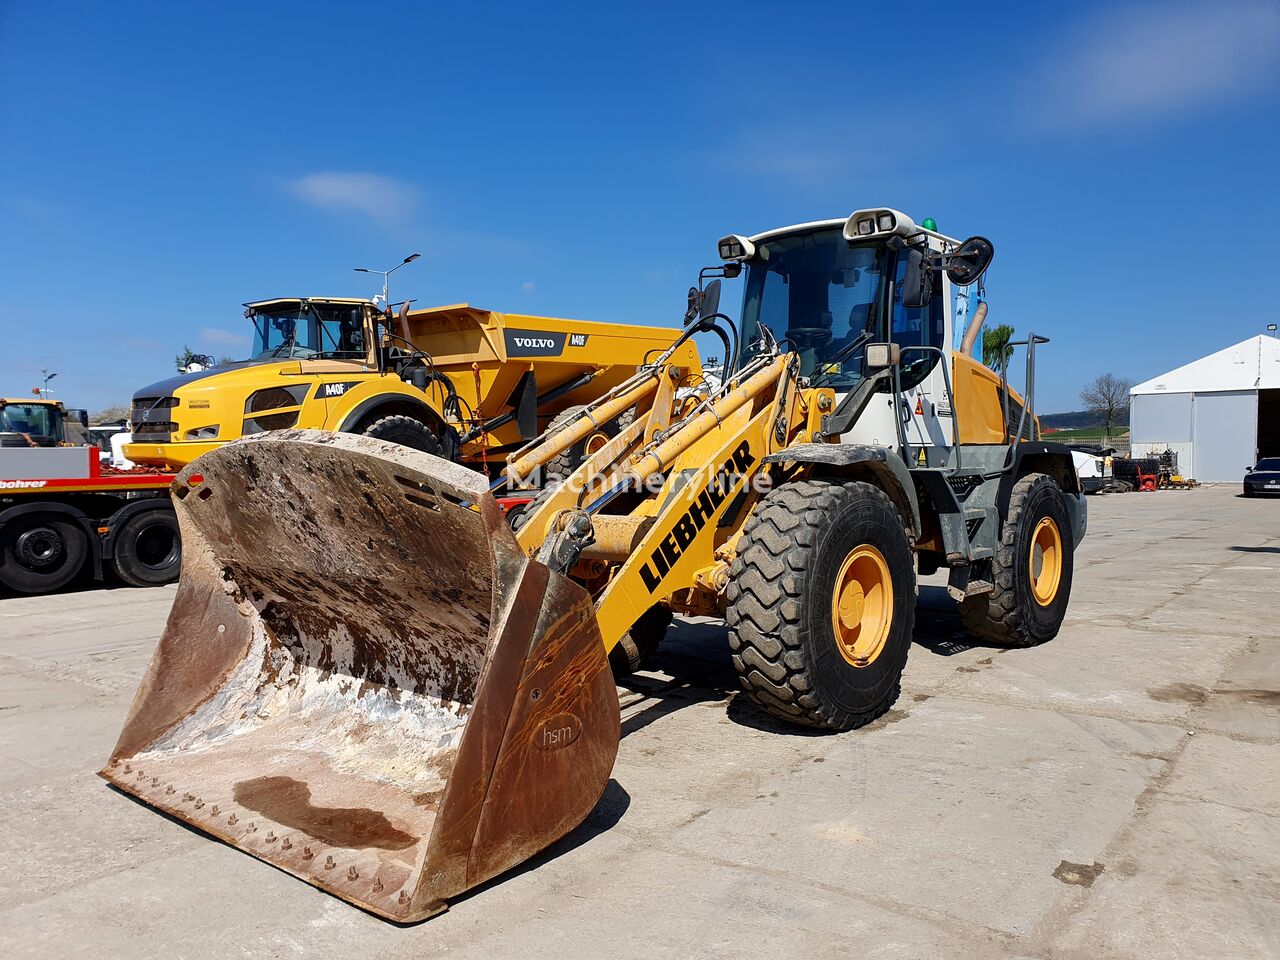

{"left": 286, "top": 172, "right": 419, "bottom": 224}
{"left": 521, "top": 280, "right": 535, "bottom": 293}
{"left": 200, "top": 327, "right": 249, "bottom": 346}
{"left": 1035, "top": 0, "right": 1280, "bottom": 125}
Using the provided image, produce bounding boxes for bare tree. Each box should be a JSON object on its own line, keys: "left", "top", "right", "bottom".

{"left": 91, "top": 404, "right": 131, "bottom": 425}
{"left": 1079, "top": 373, "right": 1134, "bottom": 439}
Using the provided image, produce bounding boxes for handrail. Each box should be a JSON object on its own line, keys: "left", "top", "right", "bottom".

{"left": 896, "top": 345, "right": 961, "bottom": 473}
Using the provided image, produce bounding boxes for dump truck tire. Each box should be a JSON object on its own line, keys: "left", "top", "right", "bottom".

{"left": 959, "top": 472, "right": 1073, "bottom": 648}
{"left": 543, "top": 406, "right": 615, "bottom": 481}
{"left": 609, "top": 605, "right": 673, "bottom": 676}
{"left": 0, "top": 513, "right": 88, "bottom": 594}
{"left": 110, "top": 506, "right": 181, "bottom": 587}
{"left": 726, "top": 479, "right": 915, "bottom": 731}
{"left": 361, "top": 414, "right": 443, "bottom": 456}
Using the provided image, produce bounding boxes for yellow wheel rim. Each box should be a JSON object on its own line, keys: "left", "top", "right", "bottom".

{"left": 831, "top": 545, "right": 894, "bottom": 668}
{"left": 1029, "top": 516, "right": 1062, "bottom": 606}
{"left": 584, "top": 432, "right": 610, "bottom": 456}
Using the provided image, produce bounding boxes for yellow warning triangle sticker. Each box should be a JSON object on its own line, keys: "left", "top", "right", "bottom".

{"left": 914, "top": 396, "right": 923, "bottom": 415}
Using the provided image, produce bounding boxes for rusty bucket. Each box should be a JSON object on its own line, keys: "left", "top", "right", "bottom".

{"left": 100, "top": 430, "right": 619, "bottom": 921}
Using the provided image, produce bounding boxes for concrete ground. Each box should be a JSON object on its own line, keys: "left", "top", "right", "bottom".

{"left": 1, "top": 486, "right": 1277, "bottom": 959}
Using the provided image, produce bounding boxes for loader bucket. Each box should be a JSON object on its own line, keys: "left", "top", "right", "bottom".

{"left": 100, "top": 430, "right": 619, "bottom": 922}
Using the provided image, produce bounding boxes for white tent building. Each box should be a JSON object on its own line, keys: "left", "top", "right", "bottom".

{"left": 1129, "top": 335, "right": 1280, "bottom": 482}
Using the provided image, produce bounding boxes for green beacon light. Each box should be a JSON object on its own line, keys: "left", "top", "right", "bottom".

{"left": 921, "top": 217, "right": 937, "bottom": 232}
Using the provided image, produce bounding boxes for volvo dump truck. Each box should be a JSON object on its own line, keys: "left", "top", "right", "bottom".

{"left": 124, "top": 297, "right": 698, "bottom": 474}
{"left": 103, "top": 207, "right": 1085, "bottom": 922}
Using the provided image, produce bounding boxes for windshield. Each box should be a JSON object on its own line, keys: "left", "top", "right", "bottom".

{"left": 1255, "top": 458, "right": 1280, "bottom": 471}
{"left": 740, "top": 229, "right": 888, "bottom": 388}
{"left": 0, "top": 403, "right": 61, "bottom": 441}
{"left": 249, "top": 303, "right": 367, "bottom": 360}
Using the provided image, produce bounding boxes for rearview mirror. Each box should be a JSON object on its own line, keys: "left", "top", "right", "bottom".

{"left": 699, "top": 279, "right": 722, "bottom": 321}
{"left": 900, "top": 247, "right": 933, "bottom": 309}
{"left": 946, "top": 236, "right": 995, "bottom": 287}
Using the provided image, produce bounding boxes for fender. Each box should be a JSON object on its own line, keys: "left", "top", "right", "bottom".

{"left": 335, "top": 393, "right": 458, "bottom": 458}
{"left": 0, "top": 500, "right": 104, "bottom": 580}
{"left": 998, "top": 441, "right": 1087, "bottom": 545}
{"left": 762, "top": 443, "right": 921, "bottom": 538}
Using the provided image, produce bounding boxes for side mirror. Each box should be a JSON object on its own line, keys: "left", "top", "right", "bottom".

{"left": 699, "top": 279, "right": 722, "bottom": 321}
{"left": 900, "top": 247, "right": 933, "bottom": 309}
{"left": 866, "top": 342, "right": 901, "bottom": 368}
{"left": 946, "top": 236, "right": 995, "bottom": 287}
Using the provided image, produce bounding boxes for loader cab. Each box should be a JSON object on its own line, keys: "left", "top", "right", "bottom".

{"left": 245, "top": 298, "right": 377, "bottom": 365}
{"left": 733, "top": 224, "right": 949, "bottom": 393}
{"left": 0, "top": 399, "right": 68, "bottom": 446}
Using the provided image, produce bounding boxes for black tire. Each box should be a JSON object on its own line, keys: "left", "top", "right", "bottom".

{"left": 543, "top": 406, "right": 615, "bottom": 481}
{"left": 610, "top": 605, "right": 673, "bottom": 676}
{"left": 959, "top": 473, "right": 1073, "bottom": 648}
{"left": 360, "top": 415, "right": 443, "bottom": 456}
{"left": 509, "top": 486, "right": 555, "bottom": 533}
{"left": 0, "top": 514, "right": 89, "bottom": 594}
{"left": 726, "top": 479, "right": 916, "bottom": 731}
{"left": 111, "top": 507, "right": 181, "bottom": 587}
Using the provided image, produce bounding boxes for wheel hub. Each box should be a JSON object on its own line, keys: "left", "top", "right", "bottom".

{"left": 831, "top": 545, "right": 893, "bottom": 668}
{"left": 1029, "top": 517, "right": 1062, "bottom": 607}
{"left": 15, "top": 527, "right": 63, "bottom": 570}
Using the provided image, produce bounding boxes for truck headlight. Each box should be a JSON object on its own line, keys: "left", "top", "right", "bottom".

{"left": 185, "top": 425, "right": 220, "bottom": 440}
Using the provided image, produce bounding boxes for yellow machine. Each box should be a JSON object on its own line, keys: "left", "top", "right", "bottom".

{"left": 124, "top": 297, "right": 698, "bottom": 474}
{"left": 0, "top": 397, "right": 88, "bottom": 447}
{"left": 104, "top": 208, "right": 1086, "bottom": 922}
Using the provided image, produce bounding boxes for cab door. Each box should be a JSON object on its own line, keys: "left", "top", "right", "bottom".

{"left": 888, "top": 250, "right": 953, "bottom": 461}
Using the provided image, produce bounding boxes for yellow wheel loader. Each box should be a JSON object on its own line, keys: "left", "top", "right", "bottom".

{"left": 124, "top": 296, "right": 698, "bottom": 478}
{"left": 102, "top": 208, "right": 1086, "bottom": 921}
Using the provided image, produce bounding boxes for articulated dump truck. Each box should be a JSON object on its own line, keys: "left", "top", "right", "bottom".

{"left": 103, "top": 208, "right": 1087, "bottom": 921}
{"left": 125, "top": 296, "right": 698, "bottom": 477}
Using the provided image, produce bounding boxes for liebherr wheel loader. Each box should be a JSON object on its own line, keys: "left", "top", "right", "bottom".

{"left": 102, "top": 207, "right": 1086, "bottom": 921}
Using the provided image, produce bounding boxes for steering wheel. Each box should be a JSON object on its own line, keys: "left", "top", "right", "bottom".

{"left": 785, "top": 327, "right": 833, "bottom": 347}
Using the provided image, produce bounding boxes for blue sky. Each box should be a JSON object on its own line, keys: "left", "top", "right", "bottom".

{"left": 2, "top": 0, "right": 1278, "bottom": 413}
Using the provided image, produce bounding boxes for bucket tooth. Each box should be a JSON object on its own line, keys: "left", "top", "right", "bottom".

{"left": 101, "top": 430, "right": 619, "bottom": 921}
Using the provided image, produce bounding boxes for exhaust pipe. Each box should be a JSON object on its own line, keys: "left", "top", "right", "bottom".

{"left": 959, "top": 300, "right": 988, "bottom": 358}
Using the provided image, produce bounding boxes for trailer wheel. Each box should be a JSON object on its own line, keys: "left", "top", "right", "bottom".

{"left": 543, "top": 406, "right": 615, "bottom": 481}
{"left": 726, "top": 479, "right": 916, "bottom": 731}
{"left": 0, "top": 514, "right": 89, "bottom": 594}
{"left": 111, "top": 507, "right": 181, "bottom": 587}
{"left": 361, "top": 415, "right": 443, "bottom": 456}
{"left": 610, "top": 605, "right": 673, "bottom": 676}
{"left": 959, "top": 472, "right": 1073, "bottom": 647}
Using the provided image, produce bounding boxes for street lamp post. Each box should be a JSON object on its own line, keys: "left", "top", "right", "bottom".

{"left": 41, "top": 369, "right": 57, "bottom": 399}
{"left": 354, "top": 253, "right": 421, "bottom": 308}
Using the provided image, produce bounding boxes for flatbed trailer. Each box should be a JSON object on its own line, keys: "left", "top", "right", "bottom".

{"left": 0, "top": 447, "right": 180, "bottom": 595}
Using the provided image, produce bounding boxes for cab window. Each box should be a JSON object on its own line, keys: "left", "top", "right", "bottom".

{"left": 890, "top": 254, "right": 944, "bottom": 390}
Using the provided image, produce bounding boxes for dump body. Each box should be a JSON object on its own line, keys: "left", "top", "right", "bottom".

{"left": 102, "top": 431, "right": 619, "bottom": 921}
{"left": 124, "top": 299, "right": 698, "bottom": 471}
